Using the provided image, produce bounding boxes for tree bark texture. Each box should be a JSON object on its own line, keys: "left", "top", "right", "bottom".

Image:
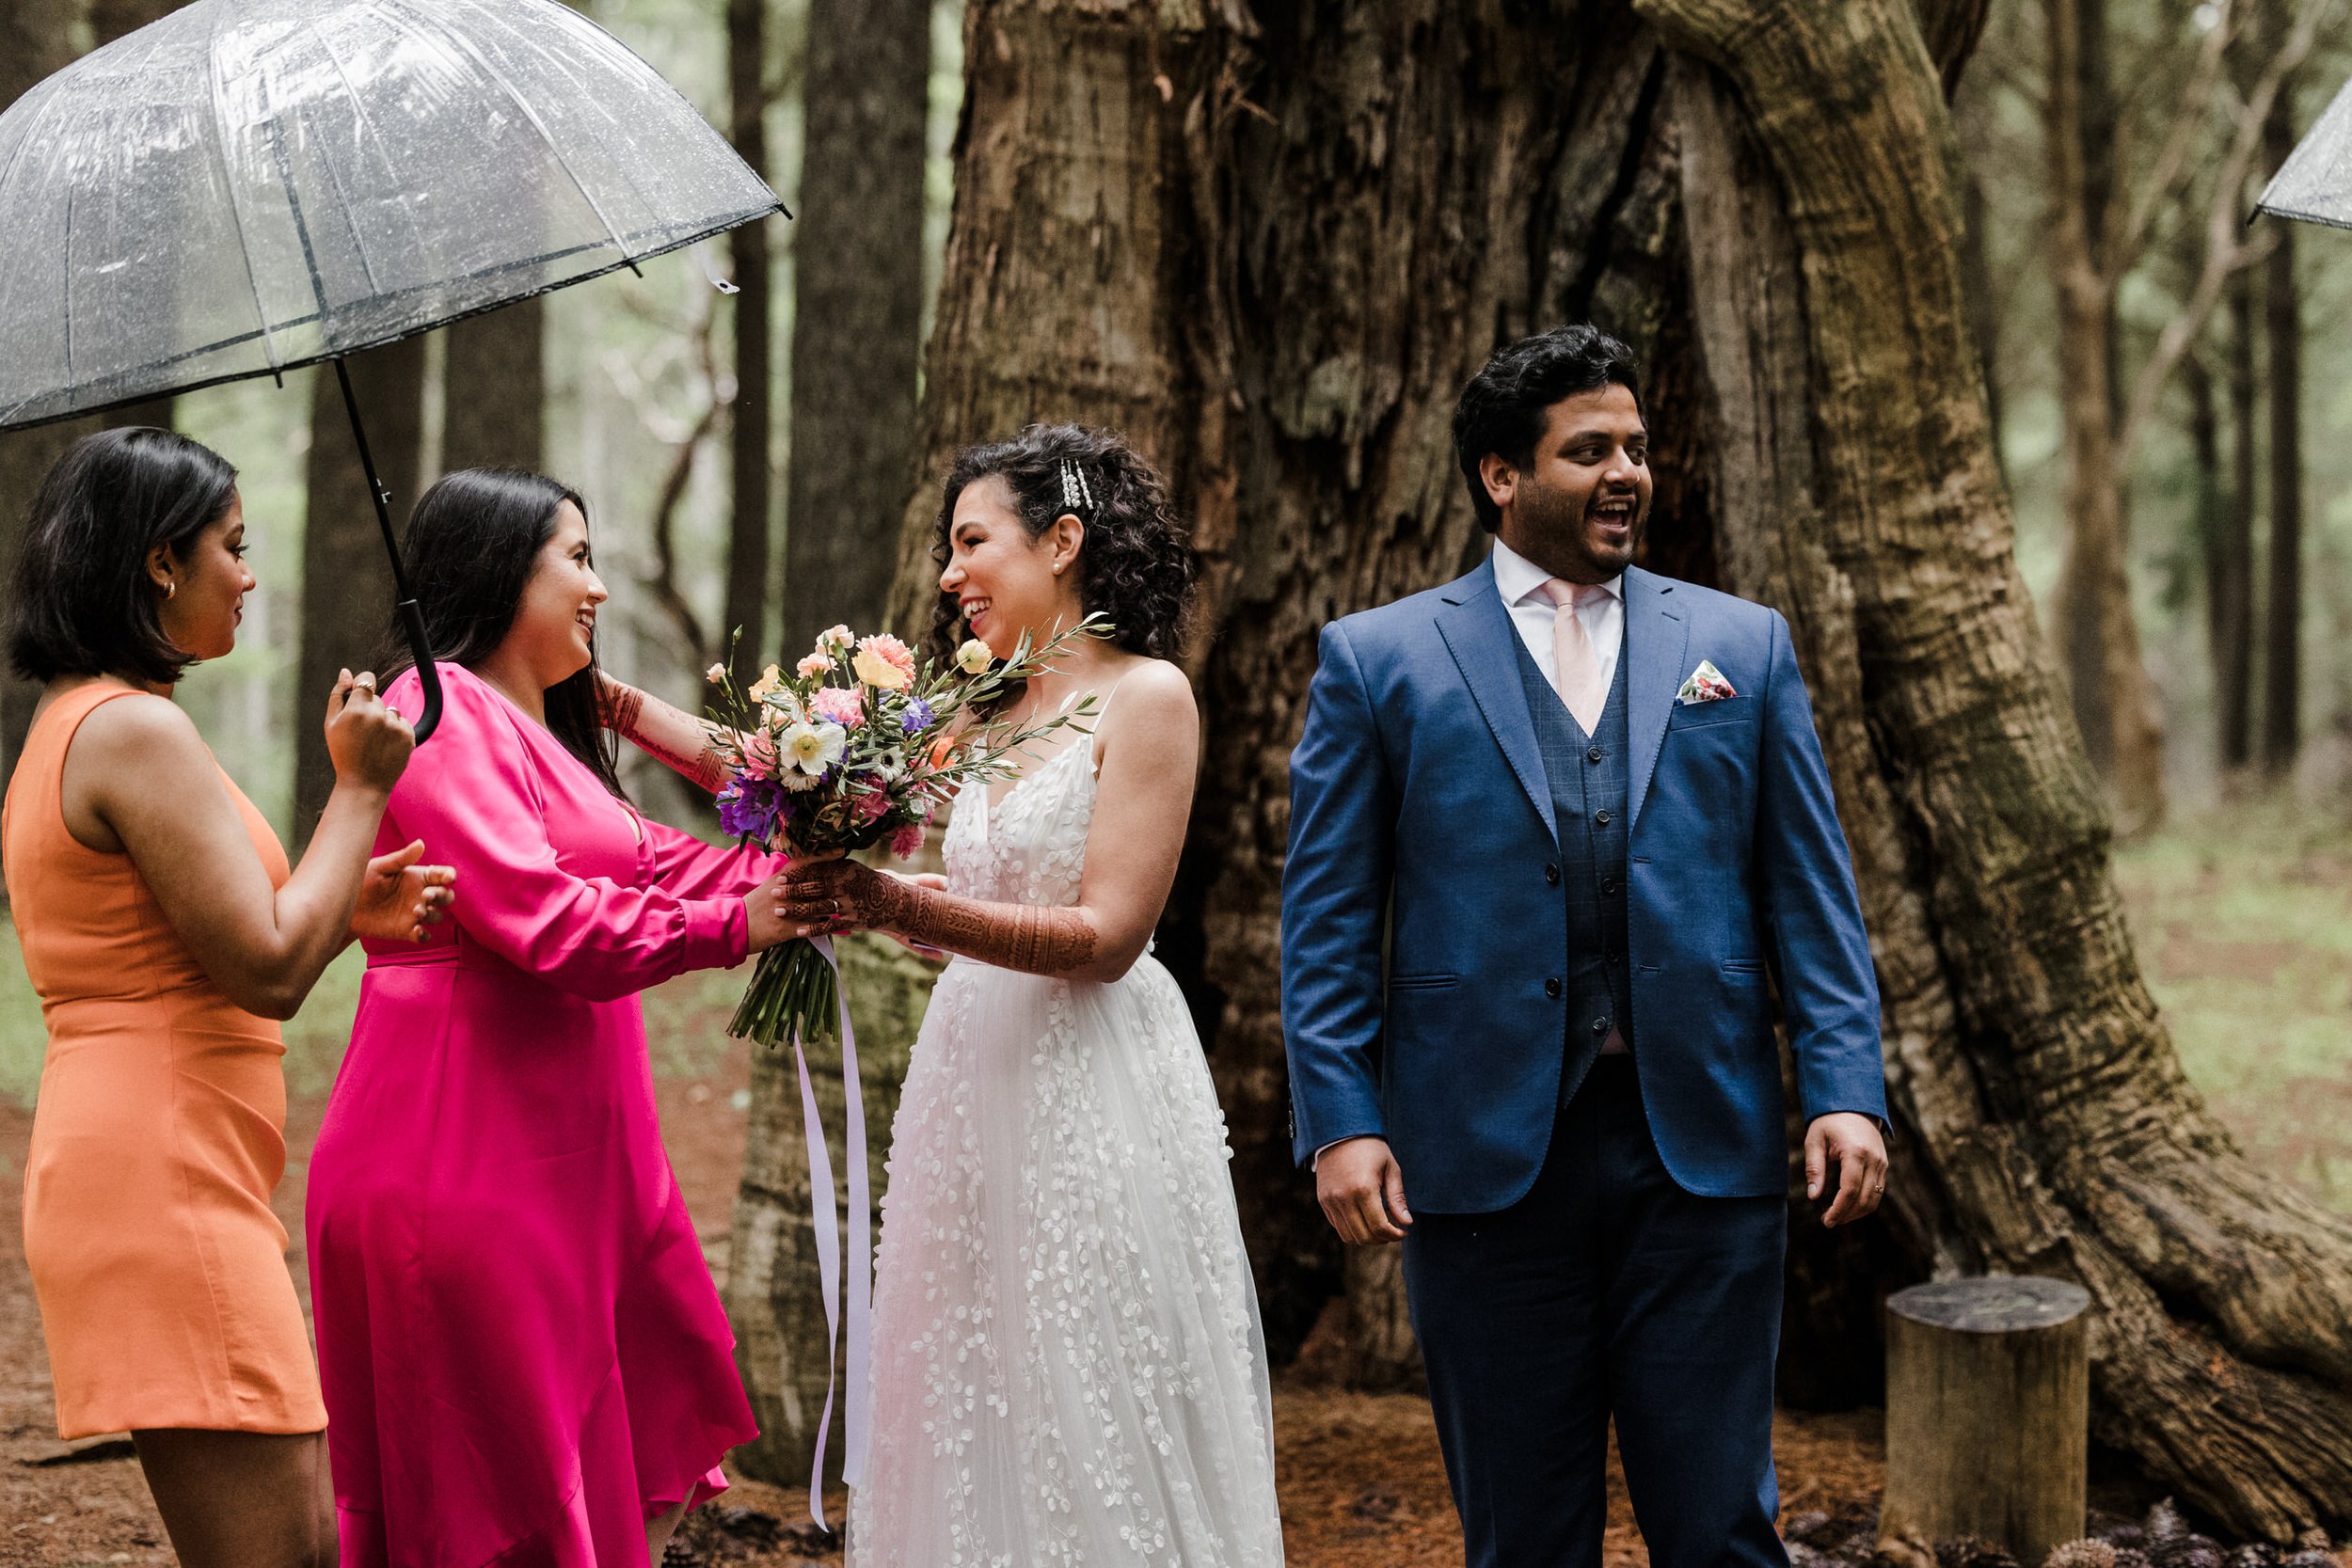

{"left": 0, "top": 0, "right": 100, "bottom": 807}
{"left": 891, "top": 0, "right": 2352, "bottom": 1532}
{"left": 296, "top": 343, "right": 426, "bottom": 844}
{"left": 724, "top": 0, "right": 775, "bottom": 676}
{"left": 2258, "top": 11, "right": 2299, "bottom": 780}
{"left": 441, "top": 302, "right": 546, "bottom": 477}
{"left": 2042, "top": 0, "right": 2166, "bottom": 836}
{"left": 1647, "top": 0, "right": 2352, "bottom": 1535}
{"left": 777, "top": 0, "right": 930, "bottom": 662}
{"left": 727, "top": 937, "right": 930, "bottom": 1488}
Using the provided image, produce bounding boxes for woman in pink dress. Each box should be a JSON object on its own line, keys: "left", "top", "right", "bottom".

{"left": 306, "top": 468, "right": 795, "bottom": 1566}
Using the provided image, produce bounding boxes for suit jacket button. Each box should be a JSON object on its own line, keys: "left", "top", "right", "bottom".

{"left": 1545, "top": 863, "right": 1561, "bottom": 885}
{"left": 1595, "top": 809, "right": 1613, "bottom": 827}
{"left": 1591, "top": 1017, "right": 1611, "bottom": 1036}
{"left": 1588, "top": 746, "right": 1603, "bottom": 764}
{"left": 1601, "top": 877, "right": 1619, "bottom": 895}
{"left": 1545, "top": 977, "right": 1563, "bottom": 999}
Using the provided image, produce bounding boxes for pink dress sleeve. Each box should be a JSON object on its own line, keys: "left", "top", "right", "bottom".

{"left": 385, "top": 671, "right": 748, "bottom": 1003}
{"left": 640, "top": 818, "right": 785, "bottom": 902}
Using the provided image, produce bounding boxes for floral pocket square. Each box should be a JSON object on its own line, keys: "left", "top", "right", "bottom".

{"left": 1676, "top": 660, "right": 1738, "bottom": 705}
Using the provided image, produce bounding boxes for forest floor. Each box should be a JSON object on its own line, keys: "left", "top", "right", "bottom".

{"left": 1, "top": 808, "right": 2348, "bottom": 1565}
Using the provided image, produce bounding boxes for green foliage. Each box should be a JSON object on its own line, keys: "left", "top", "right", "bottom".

{"left": 2114, "top": 805, "right": 2352, "bottom": 1210}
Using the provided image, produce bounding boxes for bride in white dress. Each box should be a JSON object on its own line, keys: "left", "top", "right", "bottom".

{"left": 775, "top": 425, "right": 1284, "bottom": 1568}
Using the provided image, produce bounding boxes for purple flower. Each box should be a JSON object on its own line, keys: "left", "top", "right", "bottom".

{"left": 717, "top": 777, "right": 782, "bottom": 840}
{"left": 901, "top": 699, "right": 935, "bottom": 735}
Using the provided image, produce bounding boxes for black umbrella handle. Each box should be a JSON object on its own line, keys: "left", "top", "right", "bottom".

{"left": 396, "top": 599, "right": 443, "bottom": 744}
{"left": 333, "top": 358, "right": 442, "bottom": 743}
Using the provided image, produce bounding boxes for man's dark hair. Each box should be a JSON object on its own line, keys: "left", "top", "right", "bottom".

{"left": 6, "top": 426, "right": 239, "bottom": 688}
{"left": 1452, "top": 325, "right": 1644, "bottom": 532}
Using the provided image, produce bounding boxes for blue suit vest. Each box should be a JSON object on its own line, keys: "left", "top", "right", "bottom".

{"left": 1508, "top": 630, "right": 1633, "bottom": 1103}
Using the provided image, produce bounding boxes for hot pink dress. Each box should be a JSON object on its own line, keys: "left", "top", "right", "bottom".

{"left": 308, "top": 664, "right": 771, "bottom": 1565}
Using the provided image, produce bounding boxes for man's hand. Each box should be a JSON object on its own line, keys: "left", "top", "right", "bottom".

{"left": 1317, "top": 1136, "right": 1412, "bottom": 1245}
{"left": 1805, "top": 1112, "right": 1888, "bottom": 1227}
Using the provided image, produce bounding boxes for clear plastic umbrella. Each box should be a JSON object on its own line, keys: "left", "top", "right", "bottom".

{"left": 2255, "top": 74, "right": 2352, "bottom": 230}
{"left": 0, "top": 0, "right": 786, "bottom": 737}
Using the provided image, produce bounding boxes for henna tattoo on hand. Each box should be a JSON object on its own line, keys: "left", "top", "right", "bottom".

{"left": 787, "top": 863, "right": 1100, "bottom": 975}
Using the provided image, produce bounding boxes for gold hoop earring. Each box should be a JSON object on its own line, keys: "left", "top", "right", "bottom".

{"left": 164, "top": 580, "right": 177, "bottom": 600}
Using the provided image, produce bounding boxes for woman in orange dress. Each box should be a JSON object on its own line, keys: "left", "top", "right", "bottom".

{"left": 1, "top": 428, "right": 452, "bottom": 1568}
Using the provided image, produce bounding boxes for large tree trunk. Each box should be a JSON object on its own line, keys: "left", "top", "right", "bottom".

{"left": 296, "top": 344, "right": 426, "bottom": 843}
{"left": 893, "top": 0, "right": 2352, "bottom": 1534}
{"left": 723, "top": 0, "right": 775, "bottom": 675}
{"left": 0, "top": 0, "right": 100, "bottom": 807}
{"left": 2042, "top": 0, "right": 2166, "bottom": 836}
{"left": 1646, "top": 0, "right": 2352, "bottom": 1535}
{"left": 2217, "top": 270, "right": 2259, "bottom": 776}
{"left": 2257, "top": 7, "right": 2300, "bottom": 781}
{"left": 442, "top": 303, "right": 545, "bottom": 477}
{"left": 776, "top": 0, "right": 930, "bottom": 660}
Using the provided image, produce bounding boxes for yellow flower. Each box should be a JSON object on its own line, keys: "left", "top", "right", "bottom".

{"left": 746, "top": 663, "right": 783, "bottom": 701}
{"left": 852, "top": 646, "right": 913, "bottom": 689}
{"left": 955, "top": 639, "right": 993, "bottom": 674}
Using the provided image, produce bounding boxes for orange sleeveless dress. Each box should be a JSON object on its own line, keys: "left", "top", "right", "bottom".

{"left": 2, "top": 681, "right": 326, "bottom": 1437}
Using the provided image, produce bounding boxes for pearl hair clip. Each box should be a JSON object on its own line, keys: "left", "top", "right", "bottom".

{"left": 1058, "top": 460, "right": 1096, "bottom": 521}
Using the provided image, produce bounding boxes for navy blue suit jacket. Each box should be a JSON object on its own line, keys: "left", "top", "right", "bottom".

{"left": 1280, "top": 559, "right": 1886, "bottom": 1212}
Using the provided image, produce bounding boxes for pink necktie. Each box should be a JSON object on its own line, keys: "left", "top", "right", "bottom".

{"left": 1542, "top": 578, "right": 1608, "bottom": 733}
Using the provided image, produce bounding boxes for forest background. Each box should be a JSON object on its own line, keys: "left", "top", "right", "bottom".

{"left": 5, "top": 0, "right": 2352, "bottom": 1548}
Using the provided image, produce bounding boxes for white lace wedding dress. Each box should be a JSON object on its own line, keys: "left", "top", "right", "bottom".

{"left": 847, "top": 728, "right": 1285, "bottom": 1568}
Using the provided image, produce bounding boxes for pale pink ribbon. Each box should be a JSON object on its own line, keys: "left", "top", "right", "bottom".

{"left": 793, "top": 933, "right": 871, "bottom": 1530}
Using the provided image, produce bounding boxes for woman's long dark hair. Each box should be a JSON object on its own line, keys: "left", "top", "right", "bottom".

{"left": 6, "top": 427, "right": 238, "bottom": 687}
{"left": 385, "top": 467, "right": 625, "bottom": 798}
{"left": 924, "top": 424, "right": 1197, "bottom": 680}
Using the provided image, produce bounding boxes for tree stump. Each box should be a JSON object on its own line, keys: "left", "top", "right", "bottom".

{"left": 1882, "top": 1276, "right": 2092, "bottom": 1564}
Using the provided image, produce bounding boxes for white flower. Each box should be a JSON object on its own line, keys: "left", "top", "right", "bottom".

{"left": 781, "top": 720, "right": 847, "bottom": 777}
{"left": 705, "top": 663, "right": 726, "bottom": 684}
{"left": 955, "top": 638, "right": 993, "bottom": 674}
{"left": 818, "top": 623, "right": 855, "bottom": 654}
{"left": 867, "top": 748, "right": 907, "bottom": 784}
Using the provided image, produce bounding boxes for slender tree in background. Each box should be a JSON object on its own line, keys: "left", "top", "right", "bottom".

{"left": 2259, "top": 0, "right": 2301, "bottom": 780}
{"left": 722, "top": 0, "right": 776, "bottom": 676}
{"left": 294, "top": 344, "right": 426, "bottom": 843}
{"left": 442, "top": 303, "right": 546, "bottom": 476}
{"left": 888, "top": 0, "right": 2352, "bottom": 1532}
{"left": 0, "top": 0, "right": 97, "bottom": 801}
{"left": 2044, "top": 0, "right": 2167, "bottom": 833}
{"left": 729, "top": 0, "right": 930, "bottom": 1489}
{"left": 2217, "top": 268, "right": 2260, "bottom": 774}
{"left": 775, "top": 0, "right": 930, "bottom": 658}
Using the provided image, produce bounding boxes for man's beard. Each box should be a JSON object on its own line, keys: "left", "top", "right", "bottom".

{"left": 1518, "top": 476, "right": 1640, "bottom": 578}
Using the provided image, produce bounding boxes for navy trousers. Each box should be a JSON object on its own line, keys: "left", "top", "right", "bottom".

{"left": 1400, "top": 1056, "right": 1788, "bottom": 1568}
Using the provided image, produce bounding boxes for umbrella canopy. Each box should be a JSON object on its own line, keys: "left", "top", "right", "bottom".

{"left": 0, "top": 0, "right": 781, "bottom": 428}
{"left": 2255, "top": 73, "right": 2352, "bottom": 230}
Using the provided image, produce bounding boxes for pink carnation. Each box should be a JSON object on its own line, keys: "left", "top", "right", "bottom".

{"left": 888, "top": 824, "right": 926, "bottom": 860}
{"left": 741, "top": 733, "right": 780, "bottom": 779}
{"left": 851, "top": 787, "right": 893, "bottom": 826}
{"left": 856, "top": 632, "right": 917, "bottom": 682}
{"left": 811, "top": 686, "right": 865, "bottom": 728}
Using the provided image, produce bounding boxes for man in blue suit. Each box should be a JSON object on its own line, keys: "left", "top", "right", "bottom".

{"left": 1281, "top": 325, "right": 1890, "bottom": 1568}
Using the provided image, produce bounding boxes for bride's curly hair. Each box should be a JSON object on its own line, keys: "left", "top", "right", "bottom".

{"left": 924, "top": 423, "right": 1197, "bottom": 674}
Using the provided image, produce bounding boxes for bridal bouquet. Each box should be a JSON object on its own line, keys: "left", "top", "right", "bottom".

{"left": 704, "top": 614, "right": 1111, "bottom": 1050}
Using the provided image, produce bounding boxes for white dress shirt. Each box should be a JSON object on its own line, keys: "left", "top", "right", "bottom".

{"left": 1488, "top": 536, "right": 1624, "bottom": 692}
